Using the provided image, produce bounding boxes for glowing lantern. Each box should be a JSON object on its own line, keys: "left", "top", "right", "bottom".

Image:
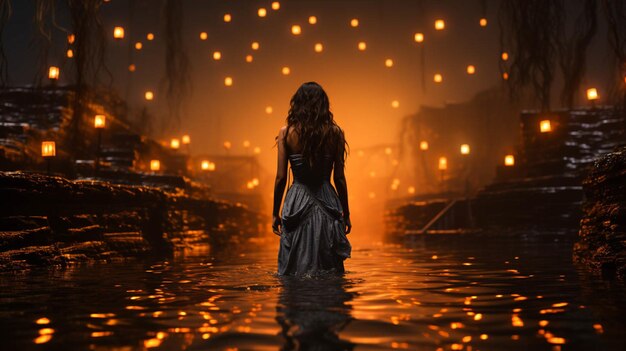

{"left": 170, "top": 138, "right": 180, "bottom": 149}
{"left": 213, "top": 51, "right": 222, "bottom": 60}
{"left": 223, "top": 141, "right": 232, "bottom": 150}
{"left": 265, "top": 106, "right": 273, "bottom": 114}
{"left": 201, "top": 160, "right": 210, "bottom": 170}
{"left": 281, "top": 67, "right": 291, "bottom": 75}
{"left": 223, "top": 14, "right": 232, "bottom": 23}
{"left": 358, "top": 41, "right": 367, "bottom": 51}
{"left": 128, "top": 64, "right": 136, "bottom": 72}
{"left": 391, "top": 100, "right": 399, "bottom": 108}
{"left": 414, "top": 33, "right": 424, "bottom": 43}
{"left": 408, "top": 186, "right": 416, "bottom": 194}
{"left": 66, "top": 49, "right": 73, "bottom": 58}
{"left": 460, "top": 144, "right": 470, "bottom": 155}
{"left": 48, "top": 66, "right": 59, "bottom": 80}
{"left": 253, "top": 147, "right": 261, "bottom": 154}
{"left": 419, "top": 141, "right": 429, "bottom": 150}
{"left": 385, "top": 147, "right": 392, "bottom": 155}
{"left": 251, "top": 42, "right": 260, "bottom": 50}
{"left": 291, "top": 25, "right": 302, "bottom": 35}
{"left": 146, "top": 33, "right": 154, "bottom": 40}
{"left": 435, "top": 19, "right": 445, "bottom": 30}
{"left": 135, "top": 42, "right": 142, "bottom": 50}
{"left": 224, "top": 77, "right": 233, "bottom": 87}
{"left": 434, "top": 73, "right": 443, "bottom": 83}
{"left": 246, "top": 181, "right": 254, "bottom": 189}
{"left": 467, "top": 65, "right": 476, "bottom": 74}
{"left": 504, "top": 155, "right": 515, "bottom": 166}
{"left": 182, "top": 135, "right": 191, "bottom": 145}
{"left": 113, "top": 26, "right": 124, "bottom": 39}
{"left": 314, "top": 43, "right": 323, "bottom": 53}
{"left": 150, "top": 160, "right": 160, "bottom": 171}
{"left": 145, "top": 91, "right": 154, "bottom": 100}
{"left": 368, "top": 192, "right": 376, "bottom": 199}
{"left": 252, "top": 178, "right": 259, "bottom": 186}
{"left": 243, "top": 140, "right": 251, "bottom": 148}
{"left": 586, "top": 88, "right": 598, "bottom": 101}
{"left": 271, "top": 2, "right": 280, "bottom": 10}
{"left": 540, "top": 120, "right": 552, "bottom": 133}
{"left": 480, "top": 18, "right": 488, "bottom": 27}
{"left": 438, "top": 157, "right": 448, "bottom": 170}
{"left": 501, "top": 52, "right": 509, "bottom": 61}
{"left": 67, "top": 34, "right": 75, "bottom": 44}
{"left": 199, "top": 32, "right": 208, "bottom": 40}
{"left": 41, "top": 141, "right": 56, "bottom": 157}
{"left": 503, "top": 72, "right": 509, "bottom": 80}
{"left": 258, "top": 8, "right": 267, "bottom": 17}
{"left": 245, "top": 55, "right": 253, "bottom": 63}
{"left": 309, "top": 16, "right": 317, "bottom": 25}
{"left": 94, "top": 114, "right": 106, "bottom": 129}
{"left": 385, "top": 59, "right": 394, "bottom": 68}
{"left": 350, "top": 18, "right": 359, "bottom": 27}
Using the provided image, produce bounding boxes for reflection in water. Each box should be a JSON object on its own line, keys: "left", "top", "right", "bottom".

{"left": 276, "top": 274, "right": 355, "bottom": 350}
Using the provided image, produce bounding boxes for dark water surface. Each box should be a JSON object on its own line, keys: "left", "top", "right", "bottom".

{"left": 1, "top": 235, "right": 625, "bottom": 351}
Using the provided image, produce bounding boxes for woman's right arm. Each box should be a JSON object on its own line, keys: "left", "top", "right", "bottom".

{"left": 333, "top": 127, "right": 352, "bottom": 234}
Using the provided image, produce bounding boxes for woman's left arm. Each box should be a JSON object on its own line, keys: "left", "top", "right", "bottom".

{"left": 272, "top": 126, "right": 288, "bottom": 235}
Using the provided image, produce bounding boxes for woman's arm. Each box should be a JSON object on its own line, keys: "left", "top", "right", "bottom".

{"left": 333, "top": 128, "right": 352, "bottom": 234}
{"left": 272, "top": 126, "right": 288, "bottom": 235}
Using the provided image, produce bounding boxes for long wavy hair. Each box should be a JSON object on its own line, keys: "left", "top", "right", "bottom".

{"left": 284, "top": 82, "right": 349, "bottom": 167}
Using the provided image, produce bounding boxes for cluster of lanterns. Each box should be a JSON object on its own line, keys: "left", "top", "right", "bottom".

{"left": 246, "top": 178, "right": 260, "bottom": 190}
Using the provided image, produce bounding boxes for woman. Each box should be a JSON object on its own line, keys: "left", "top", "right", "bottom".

{"left": 272, "top": 82, "right": 352, "bottom": 276}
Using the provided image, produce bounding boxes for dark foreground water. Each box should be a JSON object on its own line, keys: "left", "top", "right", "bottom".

{"left": 1, "top": 235, "right": 625, "bottom": 351}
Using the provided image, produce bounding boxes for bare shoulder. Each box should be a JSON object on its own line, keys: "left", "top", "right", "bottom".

{"left": 331, "top": 124, "right": 345, "bottom": 140}
{"left": 276, "top": 125, "right": 287, "bottom": 140}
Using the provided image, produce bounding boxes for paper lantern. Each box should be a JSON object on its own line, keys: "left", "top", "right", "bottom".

{"left": 245, "top": 55, "right": 253, "bottom": 63}
{"left": 251, "top": 42, "right": 260, "bottom": 50}
{"left": 94, "top": 115, "right": 106, "bottom": 129}
{"left": 150, "top": 160, "right": 160, "bottom": 171}
{"left": 243, "top": 140, "right": 251, "bottom": 148}
{"left": 281, "top": 67, "right": 291, "bottom": 75}
{"left": 253, "top": 147, "right": 261, "bottom": 154}
{"left": 145, "top": 91, "right": 154, "bottom": 100}
{"left": 135, "top": 42, "right": 142, "bottom": 50}
{"left": 170, "top": 138, "right": 180, "bottom": 149}
{"left": 414, "top": 33, "right": 424, "bottom": 43}
{"left": 540, "top": 120, "right": 552, "bottom": 133}
{"left": 48, "top": 66, "right": 60, "bottom": 80}
{"left": 391, "top": 100, "right": 399, "bottom": 108}
{"left": 504, "top": 155, "right": 515, "bottom": 166}
{"left": 265, "top": 106, "right": 273, "bottom": 114}
{"left": 113, "top": 26, "right": 124, "bottom": 39}
{"left": 408, "top": 186, "right": 416, "bottom": 194}
{"left": 201, "top": 160, "right": 210, "bottom": 170}
{"left": 67, "top": 34, "right": 75, "bottom": 44}
{"left": 66, "top": 49, "right": 73, "bottom": 58}
{"left": 435, "top": 19, "right": 445, "bottom": 30}
{"left": 223, "top": 141, "right": 232, "bottom": 150}
{"left": 41, "top": 141, "right": 56, "bottom": 157}
{"left": 438, "top": 157, "right": 448, "bottom": 170}
{"left": 501, "top": 52, "right": 509, "bottom": 61}
{"left": 128, "top": 64, "right": 136, "bottom": 72}
{"left": 480, "top": 18, "right": 488, "bottom": 27}
{"left": 460, "top": 144, "right": 470, "bottom": 155}
{"left": 223, "top": 14, "right": 232, "bottom": 22}
{"left": 146, "top": 33, "right": 154, "bottom": 40}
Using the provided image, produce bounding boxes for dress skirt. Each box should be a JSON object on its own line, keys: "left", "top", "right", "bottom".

{"left": 278, "top": 181, "right": 352, "bottom": 276}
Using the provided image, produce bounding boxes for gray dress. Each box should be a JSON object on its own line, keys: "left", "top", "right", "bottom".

{"left": 278, "top": 153, "right": 352, "bottom": 276}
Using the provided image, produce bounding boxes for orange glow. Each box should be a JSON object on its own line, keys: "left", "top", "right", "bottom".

{"left": 135, "top": 42, "right": 142, "bottom": 50}
{"left": 433, "top": 73, "right": 443, "bottom": 83}
{"left": 146, "top": 33, "right": 154, "bottom": 40}
{"left": 36, "top": 318, "right": 50, "bottom": 325}
{"left": 94, "top": 114, "right": 106, "bottom": 129}
{"left": 170, "top": 138, "right": 180, "bottom": 149}
{"left": 358, "top": 41, "right": 367, "bottom": 51}
{"left": 350, "top": 18, "right": 359, "bottom": 27}
{"left": 251, "top": 42, "right": 260, "bottom": 50}
{"left": 245, "top": 55, "right": 253, "bottom": 63}
{"left": 414, "top": 33, "right": 424, "bottom": 43}
{"left": 385, "top": 59, "right": 394, "bottom": 68}
{"left": 281, "top": 67, "right": 291, "bottom": 75}
{"left": 252, "top": 178, "right": 259, "bottom": 186}
{"left": 505, "top": 154, "right": 515, "bottom": 166}
{"left": 254, "top": 146, "right": 261, "bottom": 154}
{"left": 438, "top": 157, "right": 447, "bottom": 170}
{"left": 265, "top": 106, "right": 273, "bottom": 114}
{"left": 586, "top": 88, "right": 598, "bottom": 101}
{"left": 145, "top": 91, "right": 154, "bottom": 100}
{"left": 408, "top": 186, "right": 415, "bottom": 194}
{"left": 223, "top": 14, "right": 232, "bottom": 23}
{"left": 199, "top": 32, "right": 208, "bottom": 40}
{"left": 466, "top": 65, "right": 476, "bottom": 74}
{"left": 224, "top": 77, "right": 233, "bottom": 86}
{"left": 271, "top": 2, "right": 280, "bottom": 10}
{"left": 309, "top": 16, "right": 317, "bottom": 25}
{"left": 48, "top": 66, "right": 59, "bottom": 80}
{"left": 460, "top": 144, "right": 470, "bottom": 155}
{"left": 182, "top": 135, "right": 191, "bottom": 144}
{"left": 480, "top": 18, "right": 488, "bottom": 27}
{"left": 540, "top": 119, "right": 552, "bottom": 133}
{"left": 150, "top": 160, "right": 160, "bottom": 171}
{"left": 128, "top": 64, "right": 136, "bottom": 72}
{"left": 66, "top": 49, "right": 73, "bottom": 58}
{"left": 314, "top": 43, "right": 323, "bottom": 53}
{"left": 391, "top": 100, "right": 399, "bottom": 108}
{"left": 419, "top": 141, "right": 429, "bottom": 150}
{"left": 41, "top": 141, "right": 56, "bottom": 157}
{"left": 258, "top": 8, "right": 267, "bottom": 17}
{"left": 501, "top": 52, "right": 509, "bottom": 61}
{"left": 113, "top": 26, "right": 124, "bottom": 39}
{"left": 201, "top": 160, "right": 210, "bottom": 170}
{"left": 503, "top": 72, "right": 509, "bottom": 80}
{"left": 291, "top": 25, "right": 302, "bottom": 35}
{"left": 223, "top": 141, "right": 232, "bottom": 150}
{"left": 67, "top": 34, "right": 75, "bottom": 44}
{"left": 213, "top": 51, "right": 222, "bottom": 60}
{"left": 243, "top": 140, "right": 251, "bottom": 148}
{"left": 435, "top": 19, "right": 445, "bottom": 30}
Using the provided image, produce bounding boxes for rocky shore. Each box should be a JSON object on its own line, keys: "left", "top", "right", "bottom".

{"left": 574, "top": 146, "right": 626, "bottom": 280}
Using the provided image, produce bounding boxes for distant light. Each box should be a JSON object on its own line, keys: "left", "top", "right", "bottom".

{"left": 253, "top": 147, "right": 261, "bottom": 154}
{"left": 291, "top": 25, "right": 302, "bottom": 35}
{"left": 265, "top": 106, "right": 273, "bottom": 114}
{"left": 66, "top": 49, "right": 73, "bottom": 58}
{"left": 271, "top": 2, "right": 280, "bottom": 10}
{"left": 242, "top": 140, "right": 250, "bottom": 148}
{"left": 258, "top": 8, "right": 267, "bottom": 17}
{"left": 145, "top": 91, "right": 154, "bottom": 100}
{"left": 199, "top": 32, "right": 208, "bottom": 40}
{"left": 438, "top": 157, "right": 448, "bottom": 170}
{"left": 467, "top": 65, "right": 476, "bottom": 74}
{"left": 150, "top": 160, "right": 160, "bottom": 171}
{"left": 414, "top": 33, "right": 424, "bottom": 43}
{"left": 128, "top": 64, "right": 136, "bottom": 72}
{"left": 213, "top": 51, "right": 222, "bottom": 60}
{"left": 501, "top": 52, "right": 509, "bottom": 61}
{"left": 435, "top": 19, "right": 445, "bottom": 30}
{"left": 182, "top": 135, "right": 191, "bottom": 145}
{"left": 48, "top": 66, "right": 60, "bottom": 80}
{"left": 170, "top": 138, "right": 180, "bottom": 150}
{"left": 246, "top": 181, "right": 254, "bottom": 190}
{"left": 251, "top": 42, "right": 260, "bottom": 50}
{"left": 540, "top": 120, "right": 552, "bottom": 133}
{"left": 408, "top": 186, "right": 416, "bottom": 194}
{"left": 314, "top": 43, "right": 323, "bottom": 53}
{"left": 504, "top": 155, "right": 515, "bottom": 166}
{"left": 385, "top": 147, "right": 392, "bottom": 155}
{"left": 252, "top": 178, "right": 259, "bottom": 186}
{"left": 419, "top": 141, "right": 429, "bottom": 150}
{"left": 480, "top": 18, "right": 488, "bottom": 27}
{"left": 146, "top": 33, "right": 154, "bottom": 41}
{"left": 357, "top": 150, "right": 364, "bottom": 157}
{"left": 309, "top": 16, "right": 317, "bottom": 25}
{"left": 282, "top": 66, "right": 291, "bottom": 75}
{"left": 223, "top": 141, "right": 232, "bottom": 150}
{"left": 223, "top": 14, "right": 232, "bottom": 23}
{"left": 113, "top": 26, "right": 125, "bottom": 39}
{"left": 586, "top": 88, "right": 598, "bottom": 101}
{"left": 368, "top": 192, "right": 376, "bottom": 199}
{"left": 67, "top": 34, "right": 75, "bottom": 44}
{"left": 201, "top": 160, "right": 210, "bottom": 170}
{"left": 502, "top": 72, "right": 509, "bottom": 80}
{"left": 41, "top": 141, "right": 56, "bottom": 157}
{"left": 224, "top": 76, "right": 233, "bottom": 86}
{"left": 434, "top": 73, "right": 443, "bottom": 83}
{"left": 245, "top": 55, "right": 253, "bottom": 63}
{"left": 391, "top": 100, "right": 399, "bottom": 108}
{"left": 358, "top": 41, "right": 367, "bottom": 51}
{"left": 94, "top": 115, "right": 106, "bottom": 129}
{"left": 385, "top": 59, "right": 394, "bottom": 68}
{"left": 135, "top": 42, "right": 143, "bottom": 50}
{"left": 460, "top": 144, "right": 470, "bottom": 155}
{"left": 350, "top": 18, "right": 359, "bottom": 27}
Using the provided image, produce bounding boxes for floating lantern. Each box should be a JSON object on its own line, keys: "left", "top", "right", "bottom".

{"left": 201, "top": 160, "right": 210, "bottom": 170}
{"left": 135, "top": 42, "right": 142, "bottom": 50}
{"left": 467, "top": 65, "right": 476, "bottom": 74}
{"left": 309, "top": 16, "right": 317, "bottom": 25}
{"left": 170, "top": 138, "right": 180, "bottom": 149}
{"left": 251, "top": 42, "right": 260, "bottom": 50}
{"left": 243, "top": 140, "right": 251, "bottom": 148}
{"left": 245, "top": 55, "right": 253, "bottom": 63}
{"left": 258, "top": 8, "right": 267, "bottom": 17}
{"left": 182, "top": 135, "right": 191, "bottom": 145}
{"left": 94, "top": 114, "right": 106, "bottom": 129}
{"left": 586, "top": 88, "right": 598, "bottom": 101}
{"left": 391, "top": 100, "right": 399, "bottom": 108}
{"left": 224, "top": 76, "right": 233, "bottom": 86}
{"left": 150, "top": 160, "right": 160, "bottom": 171}
{"left": 434, "top": 73, "right": 443, "bottom": 83}
{"left": 540, "top": 119, "right": 552, "bottom": 133}
{"left": 438, "top": 157, "right": 448, "bottom": 170}
{"left": 252, "top": 178, "right": 259, "bottom": 186}
{"left": 67, "top": 34, "right": 75, "bottom": 44}
{"left": 358, "top": 41, "right": 367, "bottom": 51}
{"left": 505, "top": 155, "right": 515, "bottom": 166}
{"left": 213, "top": 51, "right": 221, "bottom": 60}
{"left": 291, "top": 25, "right": 302, "bottom": 35}
{"left": 460, "top": 144, "right": 470, "bottom": 155}
{"left": 350, "top": 18, "right": 359, "bottom": 27}
{"left": 502, "top": 72, "right": 509, "bottom": 80}
{"left": 385, "top": 147, "right": 392, "bottom": 155}
{"left": 271, "top": 2, "right": 280, "bottom": 10}
{"left": 146, "top": 33, "right": 154, "bottom": 41}
{"left": 253, "top": 147, "right": 261, "bottom": 154}
{"left": 223, "top": 141, "right": 232, "bottom": 150}
{"left": 41, "top": 141, "right": 56, "bottom": 157}
{"left": 419, "top": 141, "right": 429, "bottom": 150}
{"left": 145, "top": 91, "right": 154, "bottom": 100}
{"left": 113, "top": 26, "right": 124, "bottom": 39}
{"left": 281, "top": 67, "right": 291, "bottom": 75}
{"left": 223, "top": 14, "right": 232, "bottom": 23}
{"left": 501, "top": 52, "right": 509, "bottom": 61}
{"left": 48, "top": 66, "right": 59, "bottom": 80}
{"left": 128, "top": 64, "right": 136, "bottom": 72}
{"left": 265, "top": 106, "right": 273, "bottom": 114}
{"left": 385, "top": 59, "right": 394, "bottom": 68}
{"left": 480, "top": 18, "right": 488, "bottom": 27}
{"left": 66, "top": 49, "right": 73, "bottom": 58}
{"left": 314, "top": 43, "right": 323, "bottom": 53}
{"left": 246, "top": 181, "right": 254, "bottom": 189}
{"left": 368, "top": 192, "right": 376, "bottom": 199}
{"left": 408, "top": 186, "right": 416, "bottom": 194}
{"left": 435, "top": 19, "right": 445, "bottom": 30}
{"left": 414, "top": 33, "right": 424, "bottom": 43}
{"left": 199, "top": 32, "right": 208, "bottom": 40}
